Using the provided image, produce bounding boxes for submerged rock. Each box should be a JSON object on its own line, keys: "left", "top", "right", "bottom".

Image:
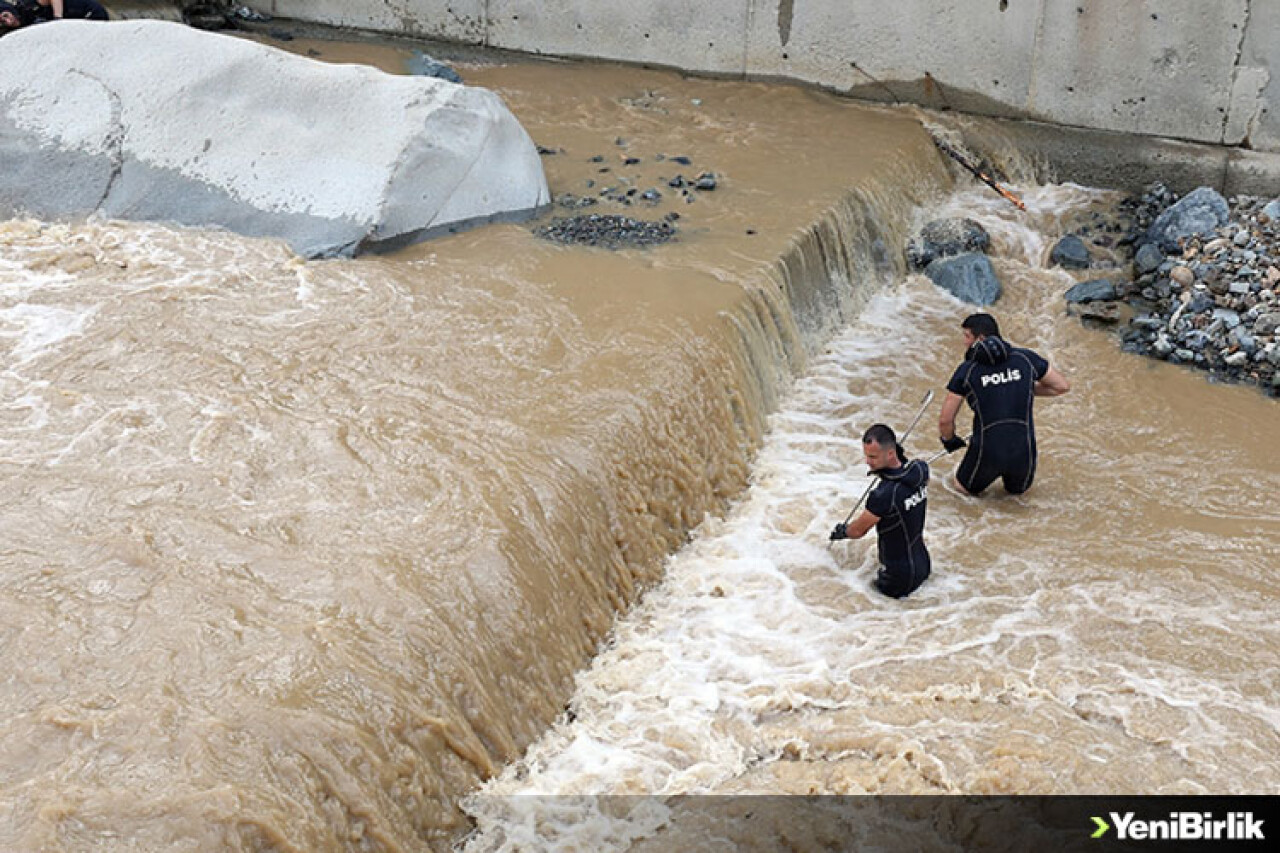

{"left": 906, "top": 217, "right": 990, "bottom": 270}
{"left": 0, "top": 20, "right": 549, "bottom": 257}
{"left": 924, "top": 252, "right": 1002, "bottom": 306}
{"left": 407, "top": 50, "right": 464, "bottom": 83}
{"left": 1049, "top": 234, "right": 1091, "bottom": 269}
{"left": 1064, "top": 279, "right": 1117, "bottom": 303}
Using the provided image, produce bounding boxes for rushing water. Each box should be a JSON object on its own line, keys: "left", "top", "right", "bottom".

{"left": 461, "top": 183, "right": 1280, "bottom": 849}
{"left": 1, "top": 39, "right": 943, "bottom": 851}
{"left": 2, "top": 31, "right": 1277, "bottom": 853}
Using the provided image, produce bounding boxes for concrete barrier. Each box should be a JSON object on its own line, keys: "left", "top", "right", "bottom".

{"left": 257, "top": 0, "right": 1280, "bottom": 158}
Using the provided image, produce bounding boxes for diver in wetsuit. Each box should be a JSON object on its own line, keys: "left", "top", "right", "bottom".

{"left": 938, "top": 313, "right": 1070, "bottom": 495}
{"left": 829, "top": 424, "right": 931, "bottom": 599}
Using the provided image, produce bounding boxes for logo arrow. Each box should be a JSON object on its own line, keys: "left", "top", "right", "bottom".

{"left": 1091, "top": 816, "right": 1110, "bottom": 839}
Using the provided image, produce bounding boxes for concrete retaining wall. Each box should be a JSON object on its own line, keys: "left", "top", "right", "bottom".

{"left": 257, "top": 0, "right": 1278, "bottom": 157}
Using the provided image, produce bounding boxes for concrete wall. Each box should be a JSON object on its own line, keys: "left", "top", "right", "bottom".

{"left": 257, "top": 0, "right": 1278, "bottom": 155}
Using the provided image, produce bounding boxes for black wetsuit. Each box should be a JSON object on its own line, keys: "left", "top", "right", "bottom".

{"left": 4, "top": 0, "right": 108, "bottom": 25}
{"left": 946, "top": 336, "right": 1050, "bottom": 495}
{"left": 865, "top": 458, "right": 930, "bottom": 598}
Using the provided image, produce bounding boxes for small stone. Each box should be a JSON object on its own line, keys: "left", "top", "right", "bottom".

{"left": 1211, "top": 308, "right": 1241, "bottom": 329}
{"left": 1075, "top": 302, "right": 1121, "bottom": 323}
{"left": 1135, "top": 243, "right": 1165, "bottom": 274}
{"left": 1170, "top": 265, "right": 1195, "bottom": 287}
{"left": 1254, "top": 312, "right": 1280, "bottom": 336}
{"left": 1182, "top": 329, "right": 1212, "bottom": 351}
{"left": 1234, "top": 228, "right": 1252, "bottom": 247}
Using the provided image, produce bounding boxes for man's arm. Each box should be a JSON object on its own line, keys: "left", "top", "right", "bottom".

{"left": 845, "top": 508, "right": 879, "bottom": 540}
{"left": 1034, "top": 366, "right": 1070, "bottom": 397}
{"left": 938, "top": 392, "right": 964, "bottom": 440}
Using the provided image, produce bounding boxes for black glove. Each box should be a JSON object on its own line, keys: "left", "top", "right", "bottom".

{"left": 941, "top": 435, "right": 967, "bottom": 453}
{"left": 829, "top": 522, "right": 849, "bottom": 541}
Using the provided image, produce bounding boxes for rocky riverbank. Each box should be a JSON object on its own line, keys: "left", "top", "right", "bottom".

{"left": 1103, "top": 185, "right": 1280, "bottom": 396}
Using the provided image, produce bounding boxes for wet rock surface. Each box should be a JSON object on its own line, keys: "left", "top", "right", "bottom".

{"left": 925, "top": 252, "right": 1002, "bottom": 306}
{"left": 906, "top": 217, "right": 990, "bottom": 269}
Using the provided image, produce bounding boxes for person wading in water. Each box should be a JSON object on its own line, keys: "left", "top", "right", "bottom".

{"left": 830, "top": 424, "right": 932, "bottom": 599}
{"left": 937, "top": 312, "right": 1070, "bottom": 496}
{"left": 0, "top": 0, "right": 108, "bottom": 30}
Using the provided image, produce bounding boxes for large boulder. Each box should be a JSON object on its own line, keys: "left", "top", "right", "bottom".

{"left": 0, "top": 20, "right": 549, "bottom": 257}
{"left": 906, "top": 217, "right": 990, "bottom": 269}
{"left": 1144, "top": 186, "right": 1229, "bottom": 251}
{"left": 924, "top": 252, "right": 1002, "bottom": 306}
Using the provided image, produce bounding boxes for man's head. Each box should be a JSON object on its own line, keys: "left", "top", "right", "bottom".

{"left": 961, "top": 312, "right": 1001, "bottom": 347}
{"left": 862, "top": 423, "right": 902, "bottom": 472}
{"left": 0, "top": 4, "right": 19, "bottom": 30}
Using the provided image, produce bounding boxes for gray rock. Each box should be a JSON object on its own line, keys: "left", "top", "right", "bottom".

{"left": 1254, "top": 312, "right": 1280, "bottom": 336}
{"left": 1232, "top": 329, "right": 1257, "bottom": 354}
{"left": 1264, "top": 199, "right": 1280, "bottom": 222}
{"left": 1153, "top": 334, "right": 1174, "bottom": 357}
{"left": 1188, "top": 292, "right": 1216, "bottom": 313}
{"left": 0, "top": 20, "right": 549, "bottom": 258}
{"left": 1050, "top": 235, "right": 1091, "bottom": 269}
{"left": 924, "top": 252, "right": 1002, "bottom": 306}
{"left": 407, "top": 51, "right": 464, "bottom": 84}
{"left": 1211, "top": 308, "right": 1241, "bottom": 329}
{"left": 1146, "top": 186, "right": 1230, "bottom": 248}
{"left": 1229, "top": 282, "right": 1252, "bottom": 296}
{"left": 1064, "top": 279, "right": 1117, "bottom": 303}
{"left": 1182, "top": 330, "right": 1212, "bottom": 352}
{"left": 1135, "top": 242, "right": 1165, "bottom": 275}
{"left": 1072, "top": 302, "right": 1121, "bottom": 323}
{"left": 906, "top": 218, "right": 990, "bottom": 269}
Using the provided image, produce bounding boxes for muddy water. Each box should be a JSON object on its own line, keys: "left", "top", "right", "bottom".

{"left": 463, "top": 182, "right": 1280, "bottom": 850}
{"left": 0, "top": 40, "right": 950, "bottom": 851}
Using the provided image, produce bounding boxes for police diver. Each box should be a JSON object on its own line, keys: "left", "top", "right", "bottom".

{"left": 830, "top": 424, "right": 931, "bottom": 599}
{"left": 937, "top": 313, "right": 1070, "bottom": 495}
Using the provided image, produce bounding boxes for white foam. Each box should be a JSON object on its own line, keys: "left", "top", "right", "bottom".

{"left": 0, "top": 302, "right": 95, "bottom": 367}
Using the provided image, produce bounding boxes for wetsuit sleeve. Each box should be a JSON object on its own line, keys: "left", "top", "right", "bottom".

{"left": 1025, "top": 348, "right": 1049, "bottom": 380}
{"left": 865, "top": 482, "right": 891, "bottom": 518}
{"left": 945, "top": 363, "right": 968, "bottom": 396}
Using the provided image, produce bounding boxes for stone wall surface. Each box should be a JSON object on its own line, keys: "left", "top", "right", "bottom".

{"left": 260, "top": 0, "right": 1279, "bottom": 157}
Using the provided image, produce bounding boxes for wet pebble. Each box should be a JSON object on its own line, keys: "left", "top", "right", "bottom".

{"left": 534, "top": 214, "right": 677, "bottom": 249}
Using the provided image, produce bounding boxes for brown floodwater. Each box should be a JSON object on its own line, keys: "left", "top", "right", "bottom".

{"left": 1, "top": 30, "right": 1276, "bottom": 853}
